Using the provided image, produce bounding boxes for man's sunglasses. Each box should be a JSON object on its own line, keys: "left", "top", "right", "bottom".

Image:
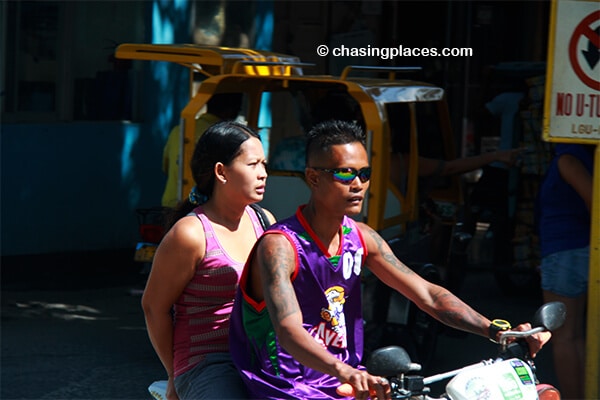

{"left": 311, "top": 167, "right": 372, "bottom": 184}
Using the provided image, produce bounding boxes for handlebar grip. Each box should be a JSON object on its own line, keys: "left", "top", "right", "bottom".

{"left": 336, "top": 383, "right": 380, "bottom": 398}
{"left": 502, "top": 339, "right": 531, "bottom": 360}
{"left": 336, "top": 383, "right": 355, "bottom": 397}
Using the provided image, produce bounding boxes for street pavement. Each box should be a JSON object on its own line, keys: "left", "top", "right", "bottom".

{"left": 1, "top": 277, "right": 164, "bottom": 400}
{"left": 1, "top": 262, "right": 557, "bottom": 400}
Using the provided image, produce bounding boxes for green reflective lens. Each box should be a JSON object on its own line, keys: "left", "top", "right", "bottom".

{"left": 312, "top": 167, "right": 371, "bottom": 184}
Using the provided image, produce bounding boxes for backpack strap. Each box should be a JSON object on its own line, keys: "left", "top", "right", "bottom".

{"left": 249, "top": 203, "right": 271, "bottom": 230}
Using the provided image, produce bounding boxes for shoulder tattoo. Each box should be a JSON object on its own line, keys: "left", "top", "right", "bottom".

{"left": 364, "top": 224, "right": 414, "bottom": 275}
{"left": 258, "top": 237, "right": 300, "bottom": 321}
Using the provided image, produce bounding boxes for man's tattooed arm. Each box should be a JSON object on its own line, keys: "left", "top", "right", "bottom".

{"left": 257, "top": 234, "right": 300, "bottom": 324}
{"left": 362, "top": 223, "right": 415, "bottom": 275}
{"left": 426, "top": 285, "right": 489, "bottom": 337}
{"left": 255, "top": 234, "right": 359, "bottom": 380}
{"left": 360, "top": 222, "right": 490, "bottom": 338}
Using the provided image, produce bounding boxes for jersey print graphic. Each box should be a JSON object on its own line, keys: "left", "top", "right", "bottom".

{"left": 311, "top": 285, "right": 348, "bottom": 349}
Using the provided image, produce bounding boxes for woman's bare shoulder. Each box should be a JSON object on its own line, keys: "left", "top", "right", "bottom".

{"left": 162, "top": 214, "right": 205, "bottom": 250}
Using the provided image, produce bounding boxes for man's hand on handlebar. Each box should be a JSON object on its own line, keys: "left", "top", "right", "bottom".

{"left": 510, "top": 322, "right": 552, "bottom": 358}
{"left": 335, "top": 366, "right": 391, "bottom": 400}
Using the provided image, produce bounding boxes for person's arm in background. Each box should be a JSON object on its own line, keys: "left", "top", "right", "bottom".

{"left": 417, "top": 148, "right": 525, "bottom": 177}
{"left": 557, "top": 153, "right": 593, "bottom": 211}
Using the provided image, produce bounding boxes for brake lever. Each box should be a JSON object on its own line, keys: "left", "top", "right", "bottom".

{"left": 498, "top": 327, "right": 545, "bottom": 348}
{"left": 498, "top": 327, "right": 546, "bottom": 362}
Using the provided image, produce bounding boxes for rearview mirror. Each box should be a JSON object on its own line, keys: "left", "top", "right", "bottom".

{"left": 531, "top": 301, "right": 566, "bottom": 331}
{"left": 366, "top": 346, "right": 419, "bottom": 376}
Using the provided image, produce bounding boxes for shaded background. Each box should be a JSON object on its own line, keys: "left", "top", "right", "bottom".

{"left": 0, "top": 2, "right": 564, "bottom": 399}
{"left": 1, "top": 0, "right": 550, "bottom": 261}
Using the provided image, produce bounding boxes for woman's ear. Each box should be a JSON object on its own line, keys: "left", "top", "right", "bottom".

{"left": 214, "top": 162, "right": 227, "bottom": 184}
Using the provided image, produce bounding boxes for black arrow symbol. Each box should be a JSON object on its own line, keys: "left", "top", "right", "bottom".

{"left": 582, "top": 26, "right": 600, "bottom": 70}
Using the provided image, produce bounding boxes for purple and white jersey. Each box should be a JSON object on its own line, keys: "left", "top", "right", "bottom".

{"left": 230, "top": 206, "right": 367, "bottom": 399}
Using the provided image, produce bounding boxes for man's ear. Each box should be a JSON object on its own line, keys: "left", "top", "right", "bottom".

{"left": 305, "top": 167, "right": 320, "bottom": 188}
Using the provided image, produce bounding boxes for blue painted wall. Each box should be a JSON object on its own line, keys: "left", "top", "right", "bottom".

{"left": 0, "top": 0, "right": 192, "bottom": 256}
{"left": 0, "top": 122, "right": 165, "bottom": 256}
{"left": 1, "top": 0, "right": 272, "bottom": 257}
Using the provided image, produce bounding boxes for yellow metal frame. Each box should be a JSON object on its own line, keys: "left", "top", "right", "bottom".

{"left": 115, "top": 44, "right": 461, "bottom": 234}
{"left": 589, "top": 144, "right": 600, "bottom": 400}
{"left": 115, "top": 44, "right": 304, "bottom": 78}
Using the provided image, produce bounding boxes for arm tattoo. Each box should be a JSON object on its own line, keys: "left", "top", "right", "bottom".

{"left": 363, "top": 224, "right": 486, "bottom": 336}
{"left": 429, "top": 286, "right": 486, "bottom": 334}
{"left": 365, "top": 225, "right": 414, "bottom": 275}
{"left": 259, "top": 239, "right": 300, "bottom": 323}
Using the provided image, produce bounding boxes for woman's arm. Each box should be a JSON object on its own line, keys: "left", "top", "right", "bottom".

{"left": 141, "top": 217, "right": 203, "bottom": 379}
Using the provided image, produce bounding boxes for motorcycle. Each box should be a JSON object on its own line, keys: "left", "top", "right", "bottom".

{"left": 148, "top": 380, "right": 167, "bottom": 400}
{"left": 338, "top": 301, "right": 565, "bottom": 400}
{"left": 148, "top": 302, "right": 564, "bottom": 400}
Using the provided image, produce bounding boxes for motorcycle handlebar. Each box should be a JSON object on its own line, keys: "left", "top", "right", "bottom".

{"left": 424, "top": 326, "right": 547, "bottom": 386}
{"left": 347, "top": 303, "right": 565, "bottom": 399}
{"left": 422, "top": 359, "right": 493, "bottom": 385}
{"left": 337, "top": 328, "right": 547, "bottom": 400}
{"left": 499, "top": 326, "right": 546, "bottom": 346}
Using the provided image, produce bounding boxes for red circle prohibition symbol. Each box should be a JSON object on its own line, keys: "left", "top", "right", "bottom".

{"left": 569, "top": 10, "right": 600, "bottom": 91}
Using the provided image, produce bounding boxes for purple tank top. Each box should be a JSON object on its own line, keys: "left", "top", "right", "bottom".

{"left": 230, "top": 206, "right": 367, "bottom": 399}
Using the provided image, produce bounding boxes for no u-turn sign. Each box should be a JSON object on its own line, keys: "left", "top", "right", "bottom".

{"left": 544, "top": 0, "right": 600, "bottom": 143}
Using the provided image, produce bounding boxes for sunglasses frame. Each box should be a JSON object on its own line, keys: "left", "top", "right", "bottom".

{"left": 311, "top": 167, "right": 372, "bottom": 184}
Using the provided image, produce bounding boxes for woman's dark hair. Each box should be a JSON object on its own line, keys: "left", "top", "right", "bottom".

{"left": 165, "top": 121, "right": 260, "bottom": 229}
{"left": 305, "top": 119, "right": 366, "bottom": 166}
